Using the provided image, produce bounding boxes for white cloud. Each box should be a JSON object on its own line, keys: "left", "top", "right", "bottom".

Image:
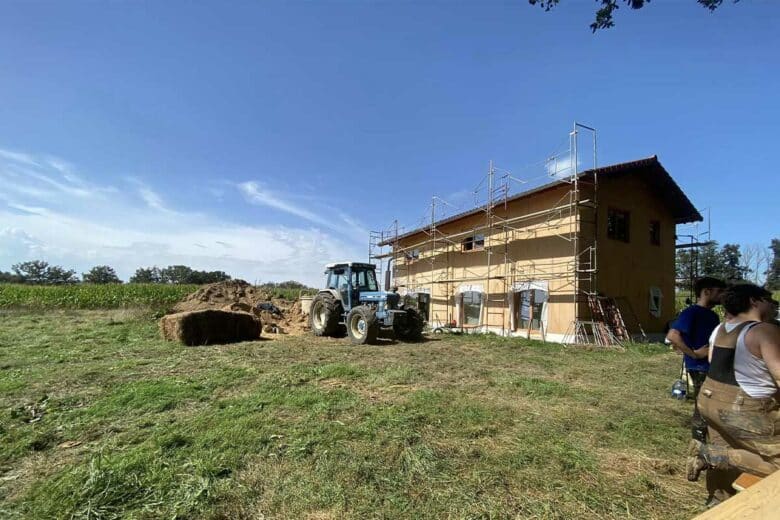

{"left": 0, "top": 150, "right": 115, "bottom": 202}
{"left": 0, "top": 148, "right": 40, "bottom": 167}
{"left": 239, "top": 181, "right": 331, "bottom": 227}
{"left": 545, "top": 153, "right": 576, "bottom": 179}
{"left": 138, "top": 186, "right": 172, "bottom": 213}
{"left": 0, "top": 150, "right": 365, "bottom": 285}
{"left": 238, "top": 180, "right": 368, "bottom": 239}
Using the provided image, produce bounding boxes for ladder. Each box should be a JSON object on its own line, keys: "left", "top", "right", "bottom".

{"left": 585, "top": 294, "right": 630, "bottom": 346}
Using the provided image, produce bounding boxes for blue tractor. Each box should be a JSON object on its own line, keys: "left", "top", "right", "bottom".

{"left": 309, "top": 262, "right": 424, "bottom": 344}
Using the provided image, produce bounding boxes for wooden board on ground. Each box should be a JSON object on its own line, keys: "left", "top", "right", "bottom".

{"left": 693, "top": 470, "right": 779, "bottom": 519}
{"left": 732, "top": 472, "right": 763, "bottom": 492}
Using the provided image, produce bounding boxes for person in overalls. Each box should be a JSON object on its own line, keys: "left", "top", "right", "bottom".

{"left": 687, "top": 284, "right": 780, "bottom": 507}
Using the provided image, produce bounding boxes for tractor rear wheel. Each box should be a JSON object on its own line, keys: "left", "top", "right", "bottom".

{"left": 393, "top": 307, "right": 424, "bottom": 341}
{"left": 309, "top": 292, "right": 343, "bottom": 337}
{"left": 346, "top": 305, "right": 379, "bottom": 345}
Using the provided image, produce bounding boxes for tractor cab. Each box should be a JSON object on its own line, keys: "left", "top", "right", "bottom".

{"left": 323, "top": 262, "right": 382, "bottom": 310}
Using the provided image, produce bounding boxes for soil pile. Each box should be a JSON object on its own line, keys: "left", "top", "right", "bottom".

{"left": 160, "top": 309, "right": 261, "bottom": 346}
{"left": 171, "top": 280, "right": 309, "bottom": 335}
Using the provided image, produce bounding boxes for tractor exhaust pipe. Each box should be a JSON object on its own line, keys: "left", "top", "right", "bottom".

{"left": 384, "top": 258, "right": 392, "bottom": 291}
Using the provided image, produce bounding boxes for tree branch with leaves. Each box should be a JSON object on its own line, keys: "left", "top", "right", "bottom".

{"left": 528, "top": 0, "right": 738, "bottom": 32}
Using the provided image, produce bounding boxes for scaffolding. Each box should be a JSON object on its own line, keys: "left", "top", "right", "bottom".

{"left": 369, "top": 123, "right": 633, "bottom": 346}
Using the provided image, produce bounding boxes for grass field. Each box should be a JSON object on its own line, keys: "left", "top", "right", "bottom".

{"left": 0, "top": 308, "right": 708, "bottom": 519}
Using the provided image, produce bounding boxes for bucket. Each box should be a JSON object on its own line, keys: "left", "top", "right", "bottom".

{"left": 300, "top": 295, "right": 313, "bottom": 316}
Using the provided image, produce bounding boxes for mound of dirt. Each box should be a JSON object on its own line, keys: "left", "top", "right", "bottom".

{"left": 160, "top": 309, "right": 261, "bottom": 346}
{"left": 171, "top": 280, "right": 310, "bottom": 335}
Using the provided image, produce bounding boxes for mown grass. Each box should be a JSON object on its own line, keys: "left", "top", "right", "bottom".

{"left": 0, "top": 284, "right": 198, "bottom": 309}
{"left": 0, "top": 309, "right": 707, "bottom": 519}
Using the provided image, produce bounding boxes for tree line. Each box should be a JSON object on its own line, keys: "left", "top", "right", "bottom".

{"left": 676, "top": 239, "right": 780, "bottom": 291}
{"left": 0, "top": 261, "right": 231, "bottom": 285}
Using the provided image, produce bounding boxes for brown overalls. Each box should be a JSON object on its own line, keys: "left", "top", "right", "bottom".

{"left": 697, "top": 321, "right": 780, "bottom": 500}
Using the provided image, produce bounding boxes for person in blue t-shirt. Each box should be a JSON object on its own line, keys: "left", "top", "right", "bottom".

{"left": 666, "top": 277, "right": 726, "bottom": 441}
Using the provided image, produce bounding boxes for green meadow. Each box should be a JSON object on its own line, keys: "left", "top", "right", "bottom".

{"left": 0, "top": 308, "right": 706, "bottom": 519}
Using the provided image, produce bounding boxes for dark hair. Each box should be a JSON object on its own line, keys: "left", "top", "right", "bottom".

{"left": 694, "top": 277, "right": 727, "bottom": 298}
{"left": 721, "top": 284, "right": 773, "bottom": 316}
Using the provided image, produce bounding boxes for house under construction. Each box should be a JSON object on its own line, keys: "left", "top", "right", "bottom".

{"left": 371, "top": 142, "right": 702, "bottom": 344}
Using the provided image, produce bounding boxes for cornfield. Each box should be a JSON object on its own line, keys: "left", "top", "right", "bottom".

{"left": 0, "top": 284, "right": 199, "bottom": 309}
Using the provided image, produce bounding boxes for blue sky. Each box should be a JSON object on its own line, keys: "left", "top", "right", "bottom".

{"left": 0, "top": 1, "right": 778, "bottom": 285}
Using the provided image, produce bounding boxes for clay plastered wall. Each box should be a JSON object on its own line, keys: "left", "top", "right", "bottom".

{"left": 395, "top": 184, "right": 577, "bottom": 335}
{"left": 593, "top": 174, "right": 677, "bottom": 334}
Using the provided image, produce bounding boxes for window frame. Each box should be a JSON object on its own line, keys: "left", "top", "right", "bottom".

{"left": 515, "top": 288, "right": 548, "bottom": 331}
{"left": 649, "top": 220, "right": 661, "bottom": 246}
{"left": 461, "top": 233, "right": 485, "bottom": 252}
{"left": 649, "top": 286, "right": 663, "bottom": 318}
{"left": 460, "top": 290, "right": 483, "bottom": 326}
{"left": 607, "top": 207, "right": 631, "bottom": 243}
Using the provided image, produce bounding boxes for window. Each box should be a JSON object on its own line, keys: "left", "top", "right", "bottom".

{"left": 326, "top": 269, "right": 348, "bottom": 291}
{"left": 351, "top": 269, "right": 378, "bottom": 292}
{"left": 461, "top": 291, "right": 482, "bottom": 326}
{"left": 649, "top": 220, "right": 661, "bottom": 246}
{"left": 649, "top": 287, "right": 663, "bottom": 318}
{"left": 405, "top": 248, "right": 420, "bottom": 262}
{"left": 462, "top": 233, "right": 485, "bottom": 252}
{"left": 607, "top": 208, "right": 630, "bottom": 242}
{"left": 515, "top": 289, "right": 548, "bottom": 331}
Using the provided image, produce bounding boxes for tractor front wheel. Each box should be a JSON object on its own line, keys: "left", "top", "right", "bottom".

{"left": 309, "top": 292, "right": 343, "bottom": 337}
{"left": 393, "top": 308, "right": 424, "bottom": 341}
{"left": 346, "top": 305, "right": 379, "bottom": 345}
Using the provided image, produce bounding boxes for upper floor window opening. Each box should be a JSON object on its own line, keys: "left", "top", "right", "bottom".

{"left": 607, "top": 208, "right": 630, "bottom": 243}
{"left": 462, "top": 233, "right": 485, "bottom": 252}
{"left": 649, "top": 220, "right": 661, "bottom": 246}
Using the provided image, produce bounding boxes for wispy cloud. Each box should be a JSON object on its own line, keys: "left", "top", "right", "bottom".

{"left": 0, "top": 150, "right": 365, "bottom": 285}
{"left": 0, "top": 148, "right": 115, "bottom": 201}
{"left": 238, "top": 181, "right": 368, "bottom": 239}
{"left": 138, "top": 186, "right": 172, "bottom": 213}
{"left": 0, "top": 148, "right": 40, "bottom": 167}
{"left": 239, "top": 181, "right": 328, "bottom": 225}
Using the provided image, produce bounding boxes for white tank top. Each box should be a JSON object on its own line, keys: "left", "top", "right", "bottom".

{"left": 710, "top": 321, "right": 777, "bottom": 398}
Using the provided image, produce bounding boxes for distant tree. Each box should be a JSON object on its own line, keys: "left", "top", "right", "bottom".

{"left": 528, "top": 0, "right": 738, "bottom": 32}
{"left": 0, "top": 271, "right": 22, "bottom": 283}
{"left": 208, "top": 271, "right": 231, "bottom": 283}
{"left": 160, "top": 265, "right": 194, "bottom": 284}
{"left": 82, "top": 265, "right": 122, "bottom": 284}
{"left": 698, "top": 242, "right": 724, "bottom": 279}
{"left": 766, "top": 238, "right": 780, "bottom": 291}
{"left": 675, "top": 248, "right": 697, "bottom": 291}
{"left": 741, "top": 243, "right": 771, "bottom": 286}
{"left": 43, "top": 265, "right": 79, "bottom": 285}
{"left": 129, "top": 267, "right": 163, "bottom": 284}
{"left": 12, "top": 260, "right": 50, "bottom": 284}
{"left": 719, "top": 243, "right": 749, "bottom": 283}
{"left": 157, "top": 266, "right": 232, "bottom": 284}
{"left": 188, "top": 270, "right": 231, "bottom": 284}
{"left": 276, "top": 280, "right": 306, "bottom": 289}
{"left": 11, "top": 260, "right": 78, "bottom": 285}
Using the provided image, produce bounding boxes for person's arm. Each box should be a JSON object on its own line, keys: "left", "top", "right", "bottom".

{"left": 666, "top": 308, "right": 706, "bottom": 358}
{"left": 755, "top": 324, "right": 780, "bottom": 387}
{"left": 667, "top": 328, "right": 705, "bottom": 358}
